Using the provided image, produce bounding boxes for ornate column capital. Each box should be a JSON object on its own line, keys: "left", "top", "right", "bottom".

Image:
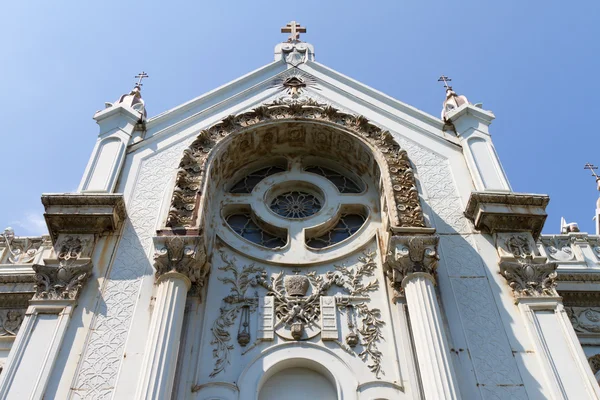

{"left": 32, "top": 234, "right": 95, "bottom": 301}
{"left": 499, "top": 260, "right": 558, "bottom": 298}
{"left": 153, "top": 236, "right": 208, "bottom": 290}
{"left": 386, "top": 235, "right": 439, "bottom": 290}
{"left": 32, "top": 262, "right": 93, "bottom": 301}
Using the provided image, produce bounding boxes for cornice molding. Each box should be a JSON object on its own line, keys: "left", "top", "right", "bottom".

{"left": 464, "top": 191, "right": 549, "bottom": 239}
{"left": 41, "top": 194, "right": 127, "bottom": 241}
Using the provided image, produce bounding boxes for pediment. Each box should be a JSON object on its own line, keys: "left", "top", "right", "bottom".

{"left": 136, "top": 60, "right": 460, "bottom": 156}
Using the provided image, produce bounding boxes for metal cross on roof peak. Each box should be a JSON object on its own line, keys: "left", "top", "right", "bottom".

{"left": 281, "top": 21, "right": 306, "bottom": 42}
{"left": 585, "top": 162, "right": 599, "bottom": 179}
{"left": 134, "top": 71, "right": 149, "bottom": 87}
{"left": 438, "top": 75, "right": 452, "bottom": 90}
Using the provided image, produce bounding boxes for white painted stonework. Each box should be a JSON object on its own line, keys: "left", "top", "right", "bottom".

{"left": 2, "top": 27, "right": 600, "bottom": 400}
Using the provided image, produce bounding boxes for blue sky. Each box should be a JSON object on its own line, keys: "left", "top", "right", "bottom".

{"left": 1, "top": 1, "right": 599, "bottom": 236}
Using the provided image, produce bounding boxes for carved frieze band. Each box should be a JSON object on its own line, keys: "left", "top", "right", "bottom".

{"left": 153, "top": 236, "right": 208, "bottom": 288}
{"left": 499, "top": 261, "right": 558, "bottom": 298}
{"left": 386, "top": 235, "right": 439, "bottom": 290}
{"left": 166, "top": 98, "right": 425, "bottom": 231}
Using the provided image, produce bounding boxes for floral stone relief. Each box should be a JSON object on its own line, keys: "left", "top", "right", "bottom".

{"left": 210, "top": 249, "right": 385, "bottom": 379}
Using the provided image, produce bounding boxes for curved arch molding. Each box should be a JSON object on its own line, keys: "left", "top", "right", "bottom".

{"left": 166, "top": 98, "right": 425, "bottom": 231}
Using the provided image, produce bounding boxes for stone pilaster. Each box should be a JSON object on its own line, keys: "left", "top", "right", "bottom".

{"left": 465, "top": 190, "right": 600, "bottom": 399}
{"left": 387, "top": 235, "right": 461, "bottom": 400}
{"left": 136, "top": 235, "right": 207, "bottom": 400}
{"left": 0, "top": 194, "right": 125, "bottom": 400}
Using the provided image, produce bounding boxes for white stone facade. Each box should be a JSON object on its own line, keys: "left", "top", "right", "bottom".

{"left": 1, "top": 28, "right": 599, "bottom": 400}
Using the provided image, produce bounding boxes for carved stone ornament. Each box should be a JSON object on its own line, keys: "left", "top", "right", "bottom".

{"left": 32, "top": 262, "right": 93, "bottom": 300}
{"left": 0, "top": 309, "right": 25, "bottom": 336}
{"left": 153, "top": 236, "right": 208, "bottom": 287}
{"left": 386, "top": 235, "right": 439, "bottom": 290}
{"left": 588, "top": 354, "right": 600, "bottom": 374}
{"left": 566, "top": 307, "right": 600, "bottom": 335}
{"left": 166, "top": 98, "right": 425, "bottom": 232}
{"left": 506, "top": 235, "right": 533, "bottom": 259}
{"left": 210, "top": 251, "right": 385, "bottom": 379}
{"left": 0, "top": 228, "right": 47, "bottom": 265}
{"left": 499, "top": 261, "right": 558, "bottom": 298}
{"left": 464, "top": 192, "right": 549, "bottom": 239}
{"left": 540, "top": 236, "right": 576, "bottom": 262}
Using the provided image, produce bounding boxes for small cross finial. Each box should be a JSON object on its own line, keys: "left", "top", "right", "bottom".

{"left": 585, "top": 162, "right": 600, "bottom": 180}
{"left": 438, "top": 75, "right": 452, "bottom": 90}
{"left": 292, "top": 267, "right": 302, "bottom": 275}
{"left": 134, "top": 71, "right": 149, "bottom": 87}
{"left": 281, "top": 21, "right": 306, "bottom": 42}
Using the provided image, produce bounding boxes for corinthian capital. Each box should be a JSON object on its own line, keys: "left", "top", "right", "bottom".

{"left": 499, "top": 261, "right": 558, "bottom": 298}
{"left": 387, "top": 235, "right": 439, "bottom": 288}
{"left": 32, "top": 262, "right": 93, "bottom": 301}
{"left": 153, "top": 236, "right": 208, "bottom": 287}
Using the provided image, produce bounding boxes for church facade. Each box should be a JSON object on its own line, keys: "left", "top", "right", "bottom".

{"left": 0, "top": 22, "right": 599, "bottom": 399}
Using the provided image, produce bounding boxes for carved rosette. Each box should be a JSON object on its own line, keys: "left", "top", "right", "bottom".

{"left": 499, "top": 261, "right": 558, "bottom": 298}
{"left": 32, "top": 262, "right": 93, "bottom": 300}
{"left": 153, "top": 236, "right": 208, "bottom": 288}
{"left": 166, "top": 98, "right": 425, "bottom": 231}
{"left": 386, "top": 235, "right": 439, "bottom": 290}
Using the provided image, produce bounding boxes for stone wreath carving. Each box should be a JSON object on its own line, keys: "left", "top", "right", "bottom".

{"left": 166, "top": 98, "right": 424, "bottom": 231}
{"left": 210, "top": 250, "right": 385, "bottom": 379}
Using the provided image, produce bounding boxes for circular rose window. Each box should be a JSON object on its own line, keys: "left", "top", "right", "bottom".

{"left": 270, "top": 191, "right": 322, "bottom": 219}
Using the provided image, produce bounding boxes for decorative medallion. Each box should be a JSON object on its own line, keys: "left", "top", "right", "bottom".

{"left": 270, "top": 191, "right": 322, "bottom": 219}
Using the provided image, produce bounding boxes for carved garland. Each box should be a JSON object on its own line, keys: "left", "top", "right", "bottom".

{"left": 166, "top": 98, "right": 425, "bottom": 231}
{"left": 210, "top": 251, "right": 385, "bottom": 379}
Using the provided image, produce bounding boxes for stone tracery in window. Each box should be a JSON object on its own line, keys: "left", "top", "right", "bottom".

{"left": 269, "top": 191, "right": 322, "bottom": 219}
{"left": 306, "top": 213, "right": 366, "bottom": 249}
{"left": 229, "top": 166, "right": 286, "bottom": 194}
{"left": 222, "top": 158, "right": 374, "bottom": 256}
{"left": 225, "top": 213, "right": 287, "bottom": 248}
{"left": 304, "top": 166, "right": 362, "bottom": 194}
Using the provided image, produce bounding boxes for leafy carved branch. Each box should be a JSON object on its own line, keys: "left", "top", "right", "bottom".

{"left": 210, "top": 252, "right": 265, "bottom": 377}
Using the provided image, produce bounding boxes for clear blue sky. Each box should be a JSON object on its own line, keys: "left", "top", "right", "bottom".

{"left": 1, "top": 1, "right": 599, "bottom": 236}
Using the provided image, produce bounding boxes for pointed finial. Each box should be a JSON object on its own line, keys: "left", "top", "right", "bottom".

{"left": 134, "top": 71, "right": 149, "bottom": 88}
{"left": 281, "top": 21, "right": 306, "bottom": 42}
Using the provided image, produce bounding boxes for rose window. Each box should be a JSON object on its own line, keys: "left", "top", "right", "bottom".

{"left": 220, "top": 158, "right": 374, "bottom": 256}
{"left": 270, "top": 191, "right": 322, "bottom": 219}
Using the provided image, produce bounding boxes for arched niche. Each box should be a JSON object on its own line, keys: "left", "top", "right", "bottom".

{"left": 164, "top": 99, "right": 425, "bottom": 235}
{"left": 237, "top": 343, "right": 359, "bottom": 400}
{"left": 259, "top": 367, "right": 336, "bottom": 400}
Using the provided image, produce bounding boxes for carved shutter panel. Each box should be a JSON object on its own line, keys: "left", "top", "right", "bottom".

{"left": 258, "top": 296, "right": 274, "bottom": 340}
{"left": 320, "top": 296, "right": 338, "bottom": 340}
